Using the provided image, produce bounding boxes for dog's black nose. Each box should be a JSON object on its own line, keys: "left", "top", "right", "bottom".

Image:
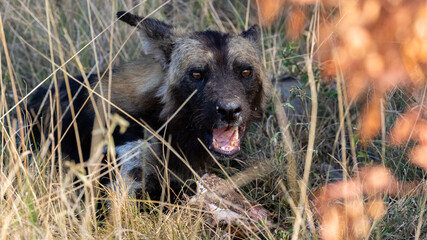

{"left": 217, "top": 101, "right": 242, "bottom": 123}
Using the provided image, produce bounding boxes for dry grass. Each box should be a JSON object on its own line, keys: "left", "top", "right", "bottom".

{"left": 1, "top": 0, "right": 426, "bottom": 239}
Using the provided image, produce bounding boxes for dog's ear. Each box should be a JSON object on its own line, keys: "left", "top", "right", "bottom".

{"left": 117, "top": 11, "right": 174, "bottom": 65}
{"left": 240, "top": 25, "right": 261, "bottom": 47}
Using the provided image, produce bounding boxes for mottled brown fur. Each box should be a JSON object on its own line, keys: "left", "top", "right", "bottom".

{"left": 105, "top": 58, "right": 163, "bottom": 115}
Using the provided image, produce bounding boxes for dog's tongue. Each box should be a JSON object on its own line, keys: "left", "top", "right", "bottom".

{"left": 212, "top": 126, "right": 239, "bottom": 152}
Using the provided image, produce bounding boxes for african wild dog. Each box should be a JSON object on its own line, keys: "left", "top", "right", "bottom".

{"left": 28, "top": 11, "right": 268, "bottom": 200}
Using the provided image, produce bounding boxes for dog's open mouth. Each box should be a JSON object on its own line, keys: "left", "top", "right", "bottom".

{"left": 210, "top": 125, "right": 245, "bottom": 155}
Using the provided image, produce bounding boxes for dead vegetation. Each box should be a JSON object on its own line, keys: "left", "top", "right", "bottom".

{"left": 0, "top": 0, "right": 426, "bottom": 239}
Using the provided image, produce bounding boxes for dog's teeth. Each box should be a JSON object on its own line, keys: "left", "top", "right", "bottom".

{"left": 213, "top": 139, "right": 219, "bottom": 148}
{"left": 220, "top": 146, "right": 230, "bottom": 151}
{"left": 232, "top": 128, "right": 239, "bottom": 140}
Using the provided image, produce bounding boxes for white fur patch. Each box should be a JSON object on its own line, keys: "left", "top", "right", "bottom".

{"left": 109, "top": 140, "right": 158, "bottom": 197}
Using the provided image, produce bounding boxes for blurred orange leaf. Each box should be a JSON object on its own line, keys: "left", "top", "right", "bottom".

{"left": 409, "top": 144, "right": 427, "bottom": 171}
{"left": 359, "top": 93, "right": 383, "bottom": 141}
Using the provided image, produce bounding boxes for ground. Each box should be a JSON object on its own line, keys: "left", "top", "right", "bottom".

{"left": 0, "top": 0, "right": 425, "bottom": 239}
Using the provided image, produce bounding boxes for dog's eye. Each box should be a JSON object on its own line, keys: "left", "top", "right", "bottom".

{"left": 241, "top": 69, "right": 251, "bottom": 78}
{"left": 192, "top": 72, "right": 203, "bottom": 80}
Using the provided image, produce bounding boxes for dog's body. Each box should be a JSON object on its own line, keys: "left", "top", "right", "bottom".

{"left": 29, "top": 12, "right": 268, "bottom": 200}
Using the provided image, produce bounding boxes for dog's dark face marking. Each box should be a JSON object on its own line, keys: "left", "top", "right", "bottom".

{"left": 117, "top": 12, "right": 267, "bottom": 159}
{"left": 168, "top": 31, "right": 264, "bottom": 157}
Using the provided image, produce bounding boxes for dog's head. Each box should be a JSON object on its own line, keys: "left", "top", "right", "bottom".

{"left": 117, "top": 11, "right": 268, "bottom": 158}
